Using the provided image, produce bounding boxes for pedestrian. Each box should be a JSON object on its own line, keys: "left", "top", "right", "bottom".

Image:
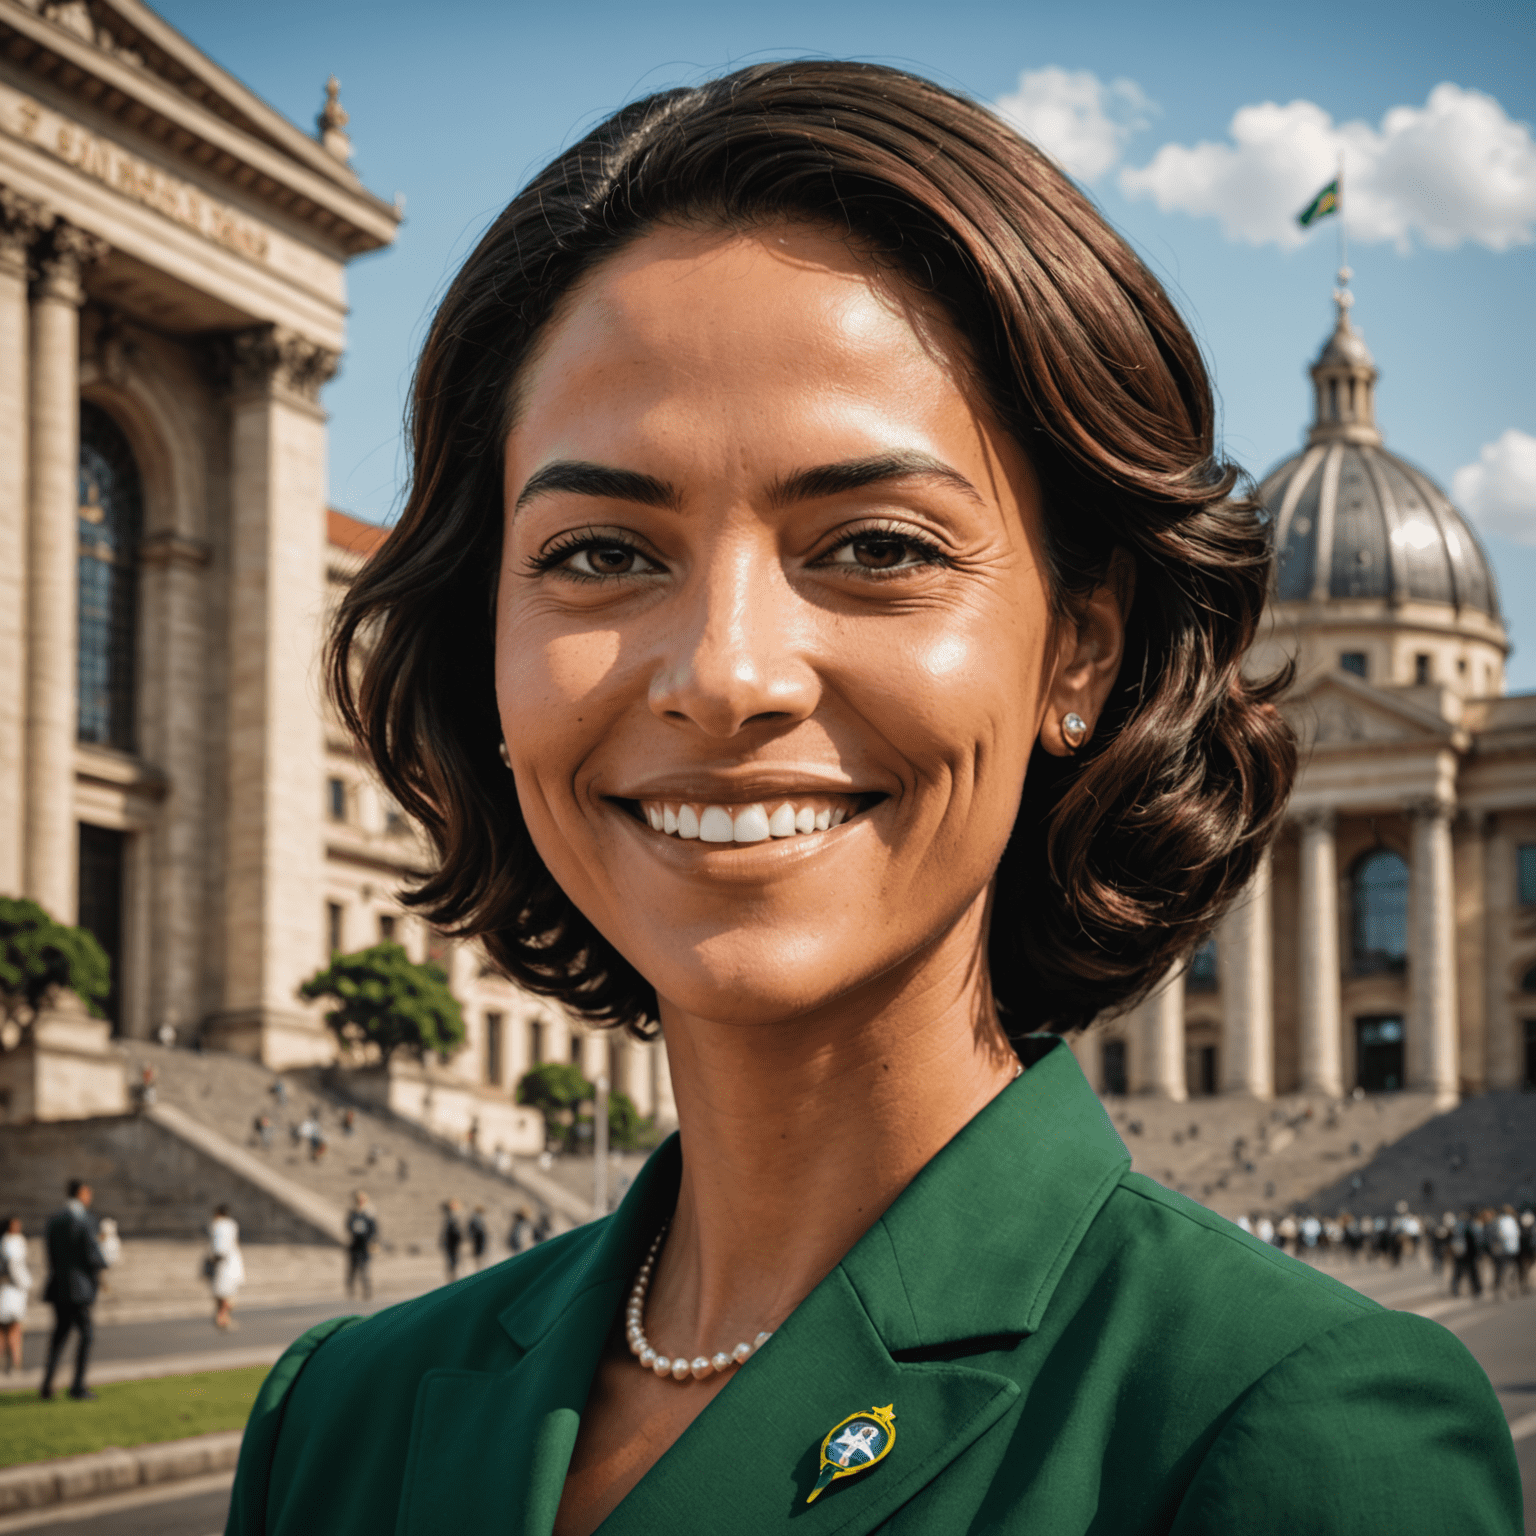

{"left": 440, "top": 1200, "right": 463, "bottom": 1282}
{"left": 1491, "top": 1206, "right": 1521, "bottom": 1299}
{"left": 468, "top": 1206, "right": 488, "bottom": 1270}
{"left": 342, "top": 1108, "right": 356, "bottom": 1137}
{"left": 1449, "top": 1211, "right": 1482, "bottom": 1298}
{"left": 344, "top": 1192, "right": 378, "bottom": 1301}
{"left": 253, "top": 1113, "right": 274, "bottom": 1149}
{"left": 207, "top": 1204, "right": 245, "bottom": 1330}
{"left": 531, "top": 1209, "right": 551, "bottom": 1246}
{"left": 95, "top": 1216, "right": 121, "bottom": 1272}
{"left": 270, "top": 1078, "right": 288, "bottom": 1109}
{"left": 0, "top": 1215, "right": 31, "bottom": 1374}
{"left": 39, "top": 1178, "right": 106, "bottom": 1400}
{"left": 133, "top": 1064, "right": 157, "bottom": 1111}
{"left": 508, "top": 1206, "right": 534, "bottom": 1254}
{"left": 1519, "top": 1209, "right": 1535, "bottom": 1294}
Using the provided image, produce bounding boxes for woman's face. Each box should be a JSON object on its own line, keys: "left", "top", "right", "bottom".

{"left": 498, "top": 223, "right": 1064, "bottom": 1027}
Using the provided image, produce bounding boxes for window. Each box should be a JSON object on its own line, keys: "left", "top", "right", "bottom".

{"left": 327, "top": 778, "right": 347, "bottom": 822}
{"left": 384, "top": 807, "right": 408, "bottom": 836}
{"left": 484, "top": 1012, "right": 504, "bottom": 1086}
{"left": 570, "top": 1031, "right": 584, "bottom": 1065}
{"left": 378, "top": 913, "right": 397, "bottom": 942}
{"left": 77, "top": 403, "right": 142, "bottom": 750}
{"left": 1414, "top": 653, "right": 1432, "bottom": 685}
{"left": 1518, "top": 845, "right": 1536, "bottom": 907}
{"left": 77, "top": 824, "right": 125, "bottom": 1032}
{"left": 529, "top": 1015, "right": 545, "bottom": 1067}
{"left": 1355, "top": 1016, "right": 1404, "bottom": 1093}
{"left": 326, "top": 901, "right": 344, "bottom": 955}
{"left": 1101, "top": 1039, "right": 1127, "bottom": 1096}
{"left": 1187, "top": 937, "right": 1218, "bottom": 993}
{"left": 1351, "top": 849, "right": 1409, "bottom": 973}
{"left": 1339, "top": 652, "right": 1367, "bottom": 678}
{"left": 1525, "top": 1019, "right": 1536, "bottom": 1092}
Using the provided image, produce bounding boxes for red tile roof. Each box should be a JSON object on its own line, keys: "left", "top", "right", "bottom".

{"left": 327, "top": 508, "right": 390, "bottom": 557}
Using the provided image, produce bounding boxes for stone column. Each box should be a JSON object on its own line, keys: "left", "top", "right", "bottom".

{"left": 25, "top": 223, "right": 106, "bottom": 921}
{"left": 0, "top": 190, "right": 47, "bottom": 897}
{"left": 203, "top": 326, "right": 338, "bottom": 1068}
{"left": 138, "top": 531, "right": 211, "bottom": 1041}
{"left": 1219, "top": 847, "right": 1274, "bottom": 1098}
{"left": 1297, "top": 810, "right": 1344, "bottom": 1098}
{"left": 1409, "top": 800, "right": 1459, "bottom": 1107}
{"left": 1482, "top": 818, "right": 1518, "bottom": 1089}
{"left": 1141, "top": 964, "right": 1187, "bottom": 1100}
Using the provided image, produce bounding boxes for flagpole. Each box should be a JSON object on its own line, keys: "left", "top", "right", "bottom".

{"left": 1337, "top": 151, "right": 1348, "bottom": 291}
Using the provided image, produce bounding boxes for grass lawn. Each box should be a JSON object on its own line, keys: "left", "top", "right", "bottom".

{"left": 0, "top": 1366, "right": 265, "bottom": 1468}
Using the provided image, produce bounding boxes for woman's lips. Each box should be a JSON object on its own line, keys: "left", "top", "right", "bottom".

{"left": 632, "top": 794, "right": 866, "bottom": 843}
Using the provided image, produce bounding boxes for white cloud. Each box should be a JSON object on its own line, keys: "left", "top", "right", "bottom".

{"left": 1453, "top": 429, "right": 1536, "bottom": 544}
{"left": 994, "top": 67, "right": 1154, "bottom": 182}
{"left": 1119, "top": 84, "right": 1536, "bottom": 252}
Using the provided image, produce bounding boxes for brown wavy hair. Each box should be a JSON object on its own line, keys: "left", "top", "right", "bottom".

{"left": 330, "top": 61, "right": 1296, "bottom": 1039}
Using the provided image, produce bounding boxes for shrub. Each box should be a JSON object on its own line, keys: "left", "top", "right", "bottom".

{"left": 299, "top": 943, "right": 465, "bottom": 1062}
{"left": 0, "top": 896, "right": 110, "bottom": 1029}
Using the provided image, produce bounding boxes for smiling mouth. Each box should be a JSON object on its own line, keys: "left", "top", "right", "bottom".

{"left": 624, "top": 794, "right": 880, "bottom": 844}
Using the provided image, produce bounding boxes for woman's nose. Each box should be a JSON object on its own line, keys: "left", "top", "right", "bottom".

{"left": 648, "top": 549, "right": 820, "bottom": 737}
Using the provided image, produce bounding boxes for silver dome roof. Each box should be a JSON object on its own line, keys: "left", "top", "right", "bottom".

{"left": 1258, "top": 291, "right": 1502, "bottom": 619}
{"left": 1260, "top": 441, "right": 1500, "bottom": 616}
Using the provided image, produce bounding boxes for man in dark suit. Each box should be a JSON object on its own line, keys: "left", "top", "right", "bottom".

{"left": 40, "top": 1178, "right": 106, "bottom": 1400}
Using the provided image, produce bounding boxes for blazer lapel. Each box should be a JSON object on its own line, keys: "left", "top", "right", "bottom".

{"left": 599, "top": 1264, "right": 1019, "bottom": 1536}
{"left": 395, "top": 1142, "right": 680, "bottom": 1536}
{"left": 601, "top": 1036, "right": 1129, "bottom": 1536}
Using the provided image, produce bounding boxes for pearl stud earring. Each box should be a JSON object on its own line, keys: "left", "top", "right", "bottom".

{"left": 1061, "top": 712, "right": 1088, "bottom": 750}
{"left": 497, "top": 741, "right": 512, "bottom": 769}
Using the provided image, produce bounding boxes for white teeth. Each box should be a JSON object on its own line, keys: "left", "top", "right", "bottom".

{"left": 640, "top": 799, "right": 861, "bottom": 842}
{"left": 699, "top": 805, "right": 735, "bottom": 842}
{"left": 733, "top": 805, "right": 772, "bottom": 842}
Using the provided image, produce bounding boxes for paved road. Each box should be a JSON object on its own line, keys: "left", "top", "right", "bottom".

{"left": 10, "top": 1265, "right": 1532, "bottom": 1534}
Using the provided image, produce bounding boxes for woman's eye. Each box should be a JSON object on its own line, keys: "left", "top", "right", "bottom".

{"left": 540, "top": 539, "right": 660, "bottom": 579}
{"left": 822, "top": 532, "right": 943, "bottom": 572}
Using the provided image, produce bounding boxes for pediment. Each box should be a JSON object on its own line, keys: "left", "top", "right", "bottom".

{"left": 1, "top": 0, "right": 398, "bottom": 254}
{"left": 1281, "top": 672, "right": 1452, "bottom": 748}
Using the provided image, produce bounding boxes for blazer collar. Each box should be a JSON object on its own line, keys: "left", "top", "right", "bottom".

{"left": 398, "top": 1035, "right": 1129, "bottom": 1536}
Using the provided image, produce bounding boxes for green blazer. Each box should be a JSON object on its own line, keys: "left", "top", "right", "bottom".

{"left": 227, "top": 1037, "right": 1519, "bottom": 1535}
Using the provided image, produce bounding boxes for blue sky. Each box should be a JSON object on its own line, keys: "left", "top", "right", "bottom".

{"left": 156, "top": 0, "right": 1536, "bottom": 688}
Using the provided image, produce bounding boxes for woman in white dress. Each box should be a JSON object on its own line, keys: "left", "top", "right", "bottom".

{"left": 207, "top": 1204, "right": 245, "bottom": 1330}
{"left": 0, "top": 1215, "right": 31, "bottom": 1373}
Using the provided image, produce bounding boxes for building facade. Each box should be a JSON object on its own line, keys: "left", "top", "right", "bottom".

{"left": 1083, "top": 287, "right": 1536, "bottom": 1105}
{"left": 0, "top": 0, "right": 674, "bottom": 1127}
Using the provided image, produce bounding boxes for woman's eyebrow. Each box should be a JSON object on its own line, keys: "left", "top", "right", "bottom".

{"left": 770, "top": 452, "right": 985, "bottom": 508}
{"left": 514, "top": 461, "right": 679, "bottom": 513}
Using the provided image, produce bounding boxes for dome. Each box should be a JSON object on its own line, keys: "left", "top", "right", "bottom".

{"left": 1258, "top": 295, "right": 1502, "bottom": 620}
{"left": 1261, "top": 440, "right": 1500, "bottom": 615}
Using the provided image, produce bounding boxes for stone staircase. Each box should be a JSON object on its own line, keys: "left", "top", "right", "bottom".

{"left": 1104, "top": 1088, "right": 1450, "bottom": 1218}
{"left": 119, "top": 1043, "right": 593, "bottom": 1262}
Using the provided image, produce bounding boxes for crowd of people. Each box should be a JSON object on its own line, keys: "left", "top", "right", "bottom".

{"left": 1236, "top": 1200, "right": 1535, "bottom": 1298}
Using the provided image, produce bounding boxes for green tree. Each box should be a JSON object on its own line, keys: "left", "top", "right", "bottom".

{"left": 516, "top": 1061, "right": 593, "bottom": 1148}
{"left": 0, "top": 896, "right": 110, "bottom": 1030}
{"left": 298, "top": 943, "right": 465, "bottom": 1062}
{"left": 605, "top": 1089, "right": 644, "bottom": 1152}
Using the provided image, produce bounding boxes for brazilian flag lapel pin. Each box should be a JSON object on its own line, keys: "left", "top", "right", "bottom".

{"left": 806, "top": 1404, "right": 897, "bottom": 1504}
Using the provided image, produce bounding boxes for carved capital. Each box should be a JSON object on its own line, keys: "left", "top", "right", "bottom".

{"left": 139, "top": 530, "right": 212, "bottom": 572}
{"left": 1407, "top": 797, "right": 1455, "bottom": 824}
{"left": 33, "top": 220, "right": 109, "bottom": 304}
{"left": 212, "top": 324, "right": 339, "bottom": 405}
{"left": 1297, "top": 806, "right": 1337, "bottom": 836}
{"left": 0, "top": 186, "right": 50, "bottom": 278}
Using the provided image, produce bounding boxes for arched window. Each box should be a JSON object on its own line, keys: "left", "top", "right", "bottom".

{"left": 77, "top": 401, "right": 142, "bottom": 750}
{"left": 1351, "top": 848, "right": 1409, "bottom": 973}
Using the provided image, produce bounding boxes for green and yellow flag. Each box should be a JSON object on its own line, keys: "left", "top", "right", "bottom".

{"left": 1297, "top": 179, "right": 1340, "bottom": 229}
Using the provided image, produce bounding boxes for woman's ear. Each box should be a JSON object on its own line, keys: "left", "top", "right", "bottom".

{"left": 1039, "top": 549, "right": 1134, "bottom": 757}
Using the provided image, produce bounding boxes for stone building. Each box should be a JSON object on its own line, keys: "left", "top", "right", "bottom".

{"left": 1084, "top": 285, "right": 1536, "bottom": 1105}
{"left": 0, "top": 0, "right": 672, "bottom": 1131}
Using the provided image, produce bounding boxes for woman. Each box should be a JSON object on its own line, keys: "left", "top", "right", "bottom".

{"left": 0, "top": 1215, "right": 30, "bottom": 1373}
{"left": 207, "top": 1204, "right": 244, "bottom": 1331}
{"left": 229, "top": 63, "right": 1517, "bottom": 1535}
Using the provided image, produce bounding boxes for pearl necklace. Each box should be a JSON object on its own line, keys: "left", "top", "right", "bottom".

{"left": 625, "top": 1223, "right": 772, "bottom": 1382}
